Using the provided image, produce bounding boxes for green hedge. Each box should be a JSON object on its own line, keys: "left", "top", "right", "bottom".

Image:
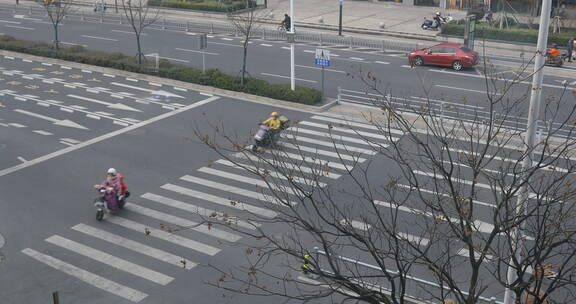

{"left": 0, "top": 35, "right": 321, "bottom": 105}
{"left": 147, "top": 0, "right": 256, "bottom": 12}
{"left": 441, "top": 23, "right": 576, "bottom": 46}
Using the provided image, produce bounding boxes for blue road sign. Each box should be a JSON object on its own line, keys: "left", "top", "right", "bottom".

{"left": 314, "top": 58, "right": 331, "bottom": 67}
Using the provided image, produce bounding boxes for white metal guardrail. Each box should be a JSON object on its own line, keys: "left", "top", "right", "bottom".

{"left": 0, "top": 3, "right": 431, "bottom": 53}
{"left": 312, "top": 247, "right": 501, "bottom": 304}
{"left": 336, "top": 87, "right": 575, "bottom": 141}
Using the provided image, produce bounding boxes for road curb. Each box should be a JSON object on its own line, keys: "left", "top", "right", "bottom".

{"left": 0, "top": 49, "right": 329, "bottom": 113}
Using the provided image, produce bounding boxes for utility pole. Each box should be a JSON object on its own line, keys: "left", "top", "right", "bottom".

{"left": 338, "top": 0, "right": 343, "bottom": 36}
{"left": 502, "top": 0, "right": 552, "bottom": 303}
{"left": 289, "top": 0, "right": 295, "bottom": 90}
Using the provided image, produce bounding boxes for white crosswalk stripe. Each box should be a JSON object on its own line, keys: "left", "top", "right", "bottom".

{"left": 281, "top": 133, "right": 378, "bottom": 155}
{"left": 197, "top": 167, "right": 302, "bottom": 197}
{"left": 22, "top": 248, "right": 148, "bottom": 303}
{"left": 288, "top": 127, "right": 381, "bottom": 146}
{"left": 397, "top": 232, "right": 430, "bottom": 246}
{"left": 298, "top": 121, "right": 395, "bottom": 141}
{"left": 161, "top": 183, "right": 277, "bottom": 218}
{"left": 280, "top": 142, "right": 365, "bottom": 162}
{"left": 106, "top": 216, "right": 221, "bottom": 256}
{"left": 214, "top": 159, "right": 327, "bottom": 187}
{"left": 141, "top": 192, "right": 258, "bottom": 230}
{"left": 71, "top": 224, "right": 196, "bottom": 269}
{"left": 233, "top": 153, "right": 341, "bottom": 179}
{"left": 273, "top": 150, "right": 349, "bottom": 171}
{"left": 180, "top": 175, "right": 297, "bottom": 207}
{"left": 124, "top": 202, "right": 241, "bottom": 242}
{"left": 311, "top": 115, "right": 403, "bottom": 136}
{"left": 45, "top": 235, "right": 174, "bottom": 285}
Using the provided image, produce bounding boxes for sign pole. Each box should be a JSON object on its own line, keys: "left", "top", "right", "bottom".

{"left": 290, "top": 0, "right": 295, "bottom": 91}
{"left": 202, "top": 51, "right": 206, "bottom": 73}
{"left": 321, "top": 65, "right": 325, "bottom": 102}
{"left": 338, "top": 0, "right": 343, "bottom": 36}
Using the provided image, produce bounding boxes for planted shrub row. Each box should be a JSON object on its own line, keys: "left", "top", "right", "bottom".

{"left": 147, "top": 0, "right": 256, "bottom": 12}
{"left": 0, "top": 35, "right": 321, "bottom": 105}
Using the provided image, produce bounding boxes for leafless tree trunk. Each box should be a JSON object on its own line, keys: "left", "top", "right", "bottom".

{"left": 186, "top": 54, "right": 576, "bottom": 304}
{"left": 228, "top": 1, "right": 269, "bottom": 85}
{"left": 42, "top": 0, "right": 73, "bottom": 50}
{"left": 121, "top": 0, "right": 159, "bottom": 65}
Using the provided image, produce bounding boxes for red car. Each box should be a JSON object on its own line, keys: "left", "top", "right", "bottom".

{"left": 408, "top": 43, "right": 479, "bottom": 71}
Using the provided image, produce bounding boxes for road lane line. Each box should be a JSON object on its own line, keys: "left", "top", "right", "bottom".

{"left": 17, "top": 156, "right": 27, "bottom": 163}
{"left": 111, "top": 29, "right": 146, "bottom": 35}
{"left": 60, "top": 42, "right": 87, "bottom": 47}
{"left": 161, "top": 183, "right": 277, "bottom": 218}
{"left": 435, "top": 85, "right": 502, "bottom": 95}
{"left": 175, "top": 48, "right": 219, "bottom": 55}
{"left": 349, "top": 57, "right": 365, "bottom": 61}
{"left": 0, "top": 96, "right": 220, "bottom": 177}
{"left": 106, "top": 217, "right": 221, "bottom": 256}
{"left": 233, "top": 153, "right": 341, "bottom": 179}
{"left": 21, "top": 248, "right": 148, "bottom": 302}
{"left": 123, "top": 203, "right": 241, "bottom": 242}
{"left": 281, "top": 133, "right": 378, "bottom": 155}
{"left": 141, "top": 192, "right": 257, "bottom": 230}
{"left": 340, "top": 219, "right": 371, "bottom": 231}
{"left": 375, "top": 61, "right": 390, "bottom": 64}
{"left": 4, "top": 25, "right": 34, "bottom": 30}
{"left": 397, "top": 232, "right": 430, "bottom": 246}
{"left": 295, "top": 64, "right": 346, "bottom": 74}
{"left": 260, "top": 43, "right": 273, "bottom": 47}
{"left": 214, "top": 159, "right": 326, "bottom": 187}
{"left": 298, "top": 120, "right": 400, "bottom": 140}
{"left": 0, "top": 20, "right": 21, "bottom": 24}
{"left": 32, "top": 130, "right": 53, "bottom": 135}
{"left": 72, "top": 224, "right": 196, "bottom": 269}
{"left": 45, "top": 235, "right": 174, "bottom": 285}
{"left": 261, "top": 73, "right": 317, "bottom": 83}
{"left": 81, "top": 35, "right": 118, "bottom": 42}
{"left": 221, "top": 37, "right": 234, "bottom": 41}
{"left": 457, "top": 248, "right": 493, "bottom": 261}
{"left": 209, "top": 41, "right": 242, "bottom": 48}
{"left": 180, "top": 175, "right": 297, "bottom": 206}
{"left": 271, "top": 150, "right": 349, "bottom": 171}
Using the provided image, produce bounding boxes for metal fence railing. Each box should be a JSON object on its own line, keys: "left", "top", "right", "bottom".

{"left": 0, "top": 3, "right": 432, "bottom": 53}
{"left": 336, "top": 87, "right": 575, "bottom": 141}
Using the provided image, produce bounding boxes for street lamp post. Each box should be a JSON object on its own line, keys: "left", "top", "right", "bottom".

{"left": 502, "top": 0, "right": 552, "bottom": 303}
{"left": 338, "top": 0, "right": 343, "bottom": 36}
{"left": 290, "top": 0, "right": 295, "bottom": 91}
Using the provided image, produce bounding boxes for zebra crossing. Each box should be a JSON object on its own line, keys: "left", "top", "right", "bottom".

{"left": 21, "top": 114, "right": 400, "bottom": 303}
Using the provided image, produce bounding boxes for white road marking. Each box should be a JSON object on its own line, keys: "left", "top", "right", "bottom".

{"left": 81, "top": 35, "right": 118, "bottom": 42}
{"left": 457, "top": 248, "right": 493, "bottom": 261}
{"left": 375, "top": 200, "right": 496, "bottom": 235}
{"left": 209, "top": 41, "right": 242, "bottom": 48}
{"left": 291, "top": 126, "right": 388, "bottom": 146}
{"left": 233, "top": 152, "right": 341, "bottom": 179}
{"left": 22, "top": 59, "right": 32, "bottom": 62}
{"left": 401, "top": 65, "right": 412, "bottom": 68}
{"left": 436, "top": 85, "right": 502, "bottom": 95}
{"left": 180, "top": 175, "right": 297, "bottom": 206}
{"left": 60, "top": 65, "right": 72, "bottom": 70}
{"left": 375, "top": 61, "right": 390, "bottom": 64}
{"left": 340, "top": 219, "right": 371, "bottom": 231}
{"left": 173, "top": 87, "right": 187, "bottom": 92}
{"left": 303, "top": 50, "right": 315, "bottom": 53}
{"left": 111, "top": 29, "right": 146, "bottom": 35}
{"left": 60, "top": 42, "right": 88, "bottom": 47}
{"left": 214, "top": 159, "right": 326, "bottom": 187}
{"left": 281, "top": 133, "right": 377, "bottom": 155}
{"left": 7, "top": 123, "right": 26, "bottom": 128}
{"left": 148, "top": 82, "right": 162, "bottom": 87}
{"left": 113, "top": 120, "right": 131, "bottom": 126}
{"left": 111, "top": 82, "right": 185, "bottom": 98}
{"left": 141, "top": 192, "right": 257, "bottom": 230}
{"left": 349, "top": 57, "right": 364, "bottom": 61}
{"left": 4, "top": 25, "right": 34, "bottom": 30}
{"left": 86, "top": 89, "right": 99, "bottom": 93}
{"left": 260, "top": 43, "right": 273, "bottom": 47}
{"left": 221, "top": 37, "right": 234, "bottom": 41}
{"left": 295, "top": 65, "right": 346, "bottom": 74}
{"left": 17, "top": 156, "right": 27, "bottom": 163}
{"left": 160, "top": 183, "right": 277, "bottom": 218}
{"left": 0, "top": 20, "right": 21, "bottom": 24}
{"left": 125, "top": 77, "right": 138, "bottom": 82}
{"left": 60, "top": 108, "right": 74, "bottom": 113}
{"left": 13, "top": 109, "right": 88, "bottom": 130}
{"left": 21, "top": 248, "right": 148, "bottom": 302}
{"left": 123, "top": 202, "right": 240, "bottom": 242}
{"left": 281, "top": 142, "right": 363, "bottom": 162}
{"left": 397, "top": 232, "right": 430, "bottom": 246}
{"left": 59, "top": 141, "right": 75, "bottom": 146}
{"left": 71, "top": 224, "right": 196, "bottom": 269}
{"left": 261, "top": 73, "right": 317, "bottom": 83}
{"left": 32, "top": 130, "right": 53, "bottom": 135}
{"left": 174, "top": 48, "right": 219, "bottom": 56}
{"left": 81, "top": 69, "right": 93, "bottom": 74}
{"left": 0, "top": 96, "right": 220, "bottom": 177}
{"left": 200, "top": 92, "right": 213, "bottom": 97}
{"left": 45, "top": 235, "right": 174, "bottom": 285}
{"left": 281, "top": 46, "right": 291, "bottom": 50}
{"left": 298, "top": 120, "right": 397, "bottom": 140}
{"left": 42, "top": 79, "right": 54, "bottom": 84}
{"left": 103, "top": 73, "right": 116, "bottom": 78}
{"left": 67, "top": 94, "right": 141, "bottom": 112}
{"left": 106, "top": 217, "right": 221, "bottom": 256}
{"left": 396, "top": 184, "right": 495, "bottom": 208}
{"left": 60, "top": 138, "right": 81, "bottom": 144}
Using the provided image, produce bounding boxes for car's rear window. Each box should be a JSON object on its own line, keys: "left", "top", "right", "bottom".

{"left": 460, "top": 47, "right": 473, "bottom": 53}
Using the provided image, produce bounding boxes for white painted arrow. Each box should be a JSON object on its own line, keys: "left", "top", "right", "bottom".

{"left": 67, "top": 94, "right": 142, "bottom": 112}
{"left": 111, "top": 82, "right": 185, "bottom": 98}
{"left": 14, "top": 109, "right": 89, "bottom": 130}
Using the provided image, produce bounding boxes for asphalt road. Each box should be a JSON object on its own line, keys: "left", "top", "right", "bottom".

{"left": 0, "top": 6, "right": 575, "bottom": 124}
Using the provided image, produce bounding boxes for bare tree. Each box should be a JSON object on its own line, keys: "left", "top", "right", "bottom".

{"left": 41, "top": 0, "right": 73, "bottom": 49}
{"left": 121, "top": 0, "right": 159, "bottom": 64}
{"left": 228, "top": 0, "right": 268, "bottom": 85}
{"left": 190, "top": 57, "right": 576, "bottom": 304}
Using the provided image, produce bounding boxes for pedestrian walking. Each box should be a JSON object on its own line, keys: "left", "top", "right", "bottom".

{"left": 567, "top": 37, "right": 574, "bottom": 62}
